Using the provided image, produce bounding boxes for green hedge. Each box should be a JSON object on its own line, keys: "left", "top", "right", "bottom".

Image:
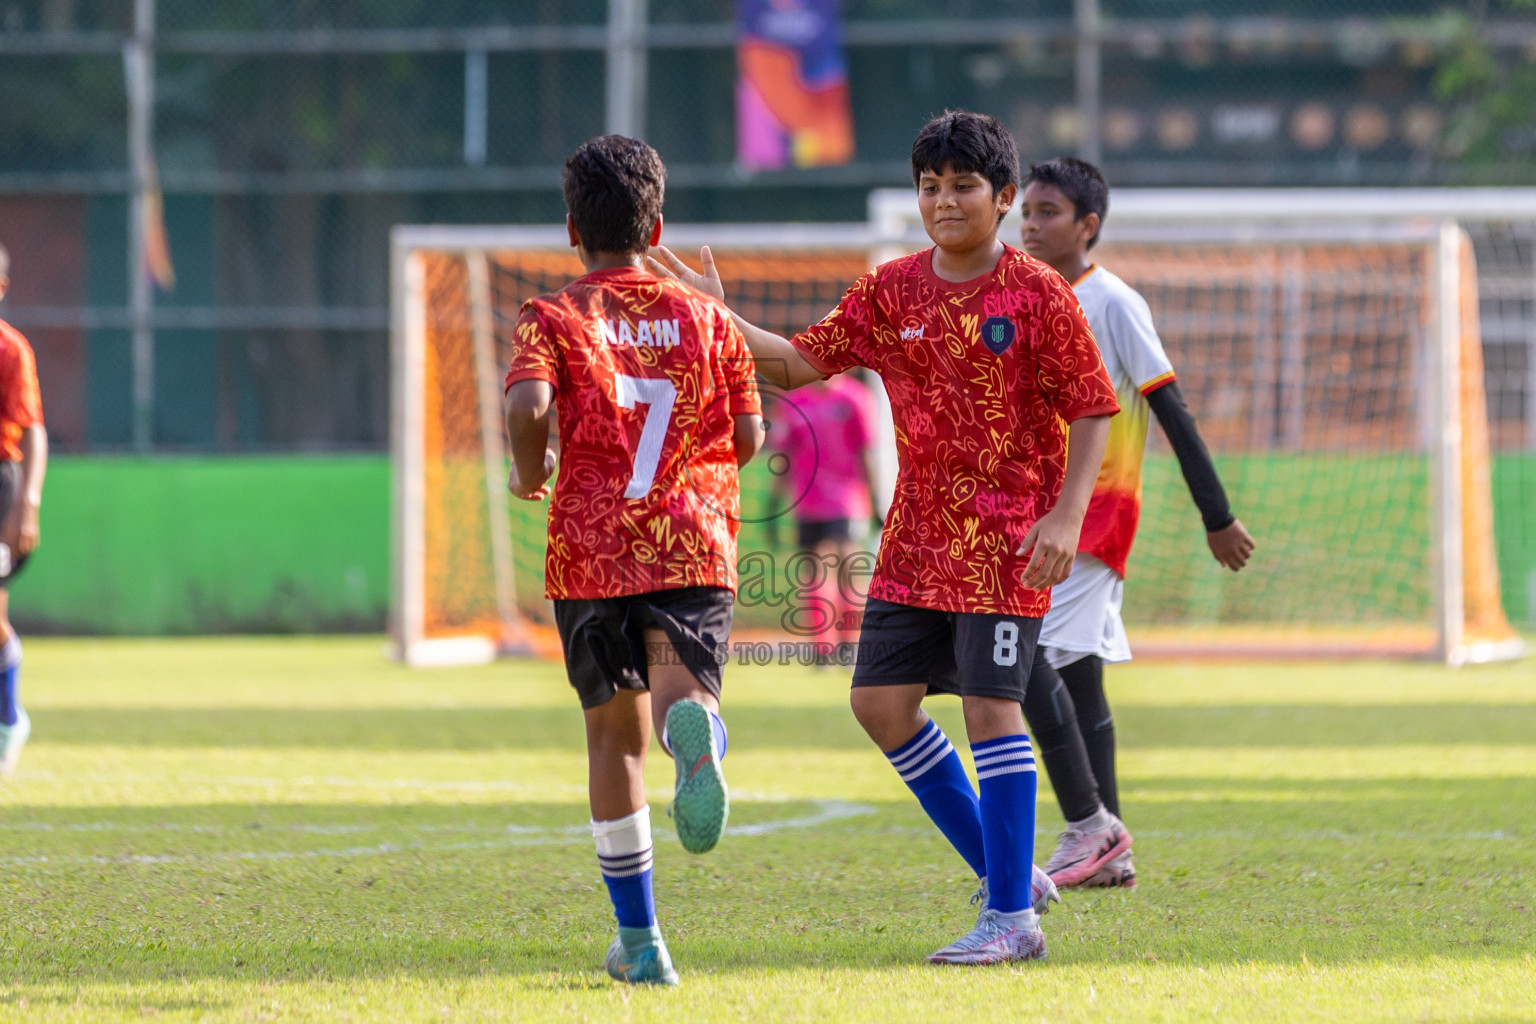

{"left": 11, "top": 456, "right": 389, "bottom": 634}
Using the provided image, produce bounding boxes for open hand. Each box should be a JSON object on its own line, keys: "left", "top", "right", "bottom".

{"left": 1207, "top": 518, "right": 1254, "bottom": 571}
{"left": 1016, "top": 508, "right": 1081, "bottom": 589}
{"left": 647, "top": 245, "right": 726, "bottom": 304}
{"left": 508, "top": 449, "right": 557, "bottom": 501}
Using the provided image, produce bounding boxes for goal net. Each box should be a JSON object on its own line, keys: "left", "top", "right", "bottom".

{"left": 389, "top": 225, "right": 874, "bottom": 666}
{"left": 392, "top": 207, "right": 1523, "bottom": 667}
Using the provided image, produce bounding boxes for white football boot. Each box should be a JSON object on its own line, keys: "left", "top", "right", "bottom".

{"left": 928, "top": 907, "right": 1046, "bottom": 965}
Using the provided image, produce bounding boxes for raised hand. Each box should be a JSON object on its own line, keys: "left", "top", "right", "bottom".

{"left": 647, "top": 245, "right": 726, "bottom": 304}
{"left": 1206, "top": 518, "right": 1255, "bottom": 571}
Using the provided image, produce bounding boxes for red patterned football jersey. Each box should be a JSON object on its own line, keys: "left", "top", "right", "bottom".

{"left": 0, "top": 318, "right": 44, "bottom": 463}
{"left": 506, "top": 266, "right": 760, "bottom": 600}
{"left": 791, "top": 246, "right": 1119, "bottom": 617}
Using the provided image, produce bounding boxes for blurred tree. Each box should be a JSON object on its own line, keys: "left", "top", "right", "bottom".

{"left": 1435, "top": 0, "right": 1536, "bottom": 169}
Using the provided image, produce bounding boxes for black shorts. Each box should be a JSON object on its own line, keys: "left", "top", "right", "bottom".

{"left": 553, "top": 586, "right": 734, "bottom": 710}
{"left": 851, "top": 598, "right": 1041, "bottom": 703}
{"left": 797, "top": 518, "right": 853, "bottom": 549}
{"left": 0, "top": 460, "right": 30, "bottom": 584}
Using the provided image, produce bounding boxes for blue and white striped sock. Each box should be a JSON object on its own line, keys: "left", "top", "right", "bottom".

{"left": 593, "top": 806, "right": 657, "bottom": 930}
{"left": 971, "top": 734, "right": 1038, "bottom": 915}
{"left": 0, "top": 635, "right": 20, "bottom": 727}
{"left": 884, "top": 718, "right": 987, "bottom": 879}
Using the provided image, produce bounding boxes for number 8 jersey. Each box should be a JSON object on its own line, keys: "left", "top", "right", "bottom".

{"left": 506, "top": 265, "right": 761, "bottom": 600}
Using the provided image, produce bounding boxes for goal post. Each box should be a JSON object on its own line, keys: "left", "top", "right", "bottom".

{"left": 389, "top": 224, "right": 885, "bottom": 666}
{"left": 872, "top": 187, "right": 1525, "bottom": 665}
{"left": 391, "top": 197, "right": 1526, "bottom": 667}
{"left": 391, "top": 233, "right": 520, "bottom": 666}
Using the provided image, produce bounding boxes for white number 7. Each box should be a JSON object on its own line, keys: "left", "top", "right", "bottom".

{"left": 615, "top": 374, "right": 678, "bottom": 498}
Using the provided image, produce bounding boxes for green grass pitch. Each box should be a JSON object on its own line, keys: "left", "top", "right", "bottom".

{"left": 2, "top": 637, "right": 1533, "bottom": 1022}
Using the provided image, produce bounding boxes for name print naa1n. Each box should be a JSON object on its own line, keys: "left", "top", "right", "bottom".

{"left": 595, "top": 317, "right": 683, "bottom": 349}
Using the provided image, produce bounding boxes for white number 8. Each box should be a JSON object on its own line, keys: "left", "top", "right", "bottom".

{"left": 992, "top": 621, "right": 1019, "bottom": 666}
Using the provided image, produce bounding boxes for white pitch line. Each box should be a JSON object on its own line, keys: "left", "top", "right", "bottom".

{"left": 0, "top": 816, "right": 1518, "bottom": 845}
{"left": 1121, "top": 828, "right": 1521, "bottom": 841}
{"left": 725, "top": 801, "right": 874, "bottom": 836}
{"left": 0, "top": 802, "right": 878, "bottom": 838}
{"left": 10, "top": 769, "right": 590, "bottom": 795}
{"left": 0, "top": 801, "right": 877, "bottom": 869}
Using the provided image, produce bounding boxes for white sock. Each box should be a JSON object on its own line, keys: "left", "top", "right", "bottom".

{"left": 592, "top": 805, "right": 653, "bottom": 858}
{"left": 992, "top": 907, "right": 1039, "bottom": 930}
{"left": 1068, "top": 806, "right": 1112, "bottom": 833}
{"left": 1, "top": 635, "right": 21, "bottom": 671}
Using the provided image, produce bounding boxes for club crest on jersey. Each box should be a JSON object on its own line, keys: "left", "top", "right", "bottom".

{"left": 980, "top": 316, "right": 1015, "bottom": 355}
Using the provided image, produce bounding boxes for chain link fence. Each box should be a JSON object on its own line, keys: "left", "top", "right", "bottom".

{"left": 1, "top": 0, "right": 1534, "bottom": 452}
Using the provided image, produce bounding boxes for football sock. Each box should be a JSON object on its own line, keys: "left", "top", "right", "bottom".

{"left": 883, "top": 717, "right": 987, "bottom": 879}
{"left": 616, "top": 922, "right": 665, "bottom": 953}
{"left": 1059, "top": 655, "right": 1119, "bottom": 818}
{"left": 1022, "top": 651, "right": 1101, "bottom": 822}
{"left": 0, "top": 635, "right": 20, "bottom": 727}
{"left": 660, "top": 707, "right": 729, "bottom": 760}
{"left": 972, "top": 734, "right": 1038, "bottom": 915}
{"left": 709, "top": 709, "right": 728, "bottom": 759}
{"left": 991, "top": 907, "right": 1038, "bottom": 930}
{"left": 1068, "top": 806, "right": 1113, "bottom": 833}
{"left": 592, "top": 806, "right": 657, "bottom": 930}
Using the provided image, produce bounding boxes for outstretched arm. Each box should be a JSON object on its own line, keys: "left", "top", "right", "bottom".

{"left": 1016, "top": 413, "right": 1111, "bottom": 589}
{"left": 505, "top": 380, "right": 557, "bottom": 501}
{"left": 648, "top": 245, "right": 824, "bottom": 390}
{"left": 1144, "top": 381, "right": 1253, "bottom": 571}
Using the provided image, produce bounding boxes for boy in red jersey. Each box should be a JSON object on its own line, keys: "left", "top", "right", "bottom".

{"left": 506, "top": 136, "right": 763, "bottom": 987}
{"left": 652, "top": 111, "right": 1119, "bottom": 965}
{"left": 0, "top": 245, "right": 48, "bottom": 776}
{"left": 0, "top": 242, "right": 48, "bottom": 777}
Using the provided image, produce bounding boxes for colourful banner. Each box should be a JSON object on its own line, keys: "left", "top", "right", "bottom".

{"left": 736, "top": 0, "right": 855, "bottom": 171}
{"left": 141, "top": 179, "right": 176, "bottom": 292}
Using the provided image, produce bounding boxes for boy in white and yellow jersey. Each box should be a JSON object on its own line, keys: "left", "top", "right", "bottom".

{"left": 1018, "top": 158, "right": 1256, "bottom": 891}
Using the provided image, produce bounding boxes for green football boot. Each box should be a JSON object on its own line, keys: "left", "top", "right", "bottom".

{"left": 664, "top": 699, "right": 728, "bottom": 853}
{"left": 604, "top": 925, "right": 680, "bottom": 986}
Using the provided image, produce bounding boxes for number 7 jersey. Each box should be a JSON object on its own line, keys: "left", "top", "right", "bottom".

{"left": 505, "top": 265, "right": 761, "bottom": 600}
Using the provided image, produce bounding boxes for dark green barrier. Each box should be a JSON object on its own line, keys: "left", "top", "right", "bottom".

{"left": 10, "top": 456, "right": 389, "bottom": 634}
{"left": 1493, "top": 454, "right": 1536, "bottom": 625}
{"left": 734, "top": 453, "right": 1536, "bottom": 631}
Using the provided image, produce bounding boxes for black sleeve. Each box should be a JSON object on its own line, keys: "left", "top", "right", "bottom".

{"left": 1145, "top": 380, "right": 1235, "bottom": 533}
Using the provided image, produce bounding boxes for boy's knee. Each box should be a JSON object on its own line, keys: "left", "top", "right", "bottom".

{"left": 848, "top": 687, "right": 882, "bottom": 728}
{"left": 1025, "top": 675, "right": 1075, "bottom": 731}
{"left": 584, "top": 699, "right": 650, "bottom": 758}
{"left": 850, "top": 688, "right": 919, "bottom": 748}
{"left": 1083, "top": 712, "right": 1114, "bottom": 735}
{"left": 588, "top": 728, "right": 647, "bottom": 760}
{"left": 962, "top": 693, "right": 1024, "bottom": 737}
